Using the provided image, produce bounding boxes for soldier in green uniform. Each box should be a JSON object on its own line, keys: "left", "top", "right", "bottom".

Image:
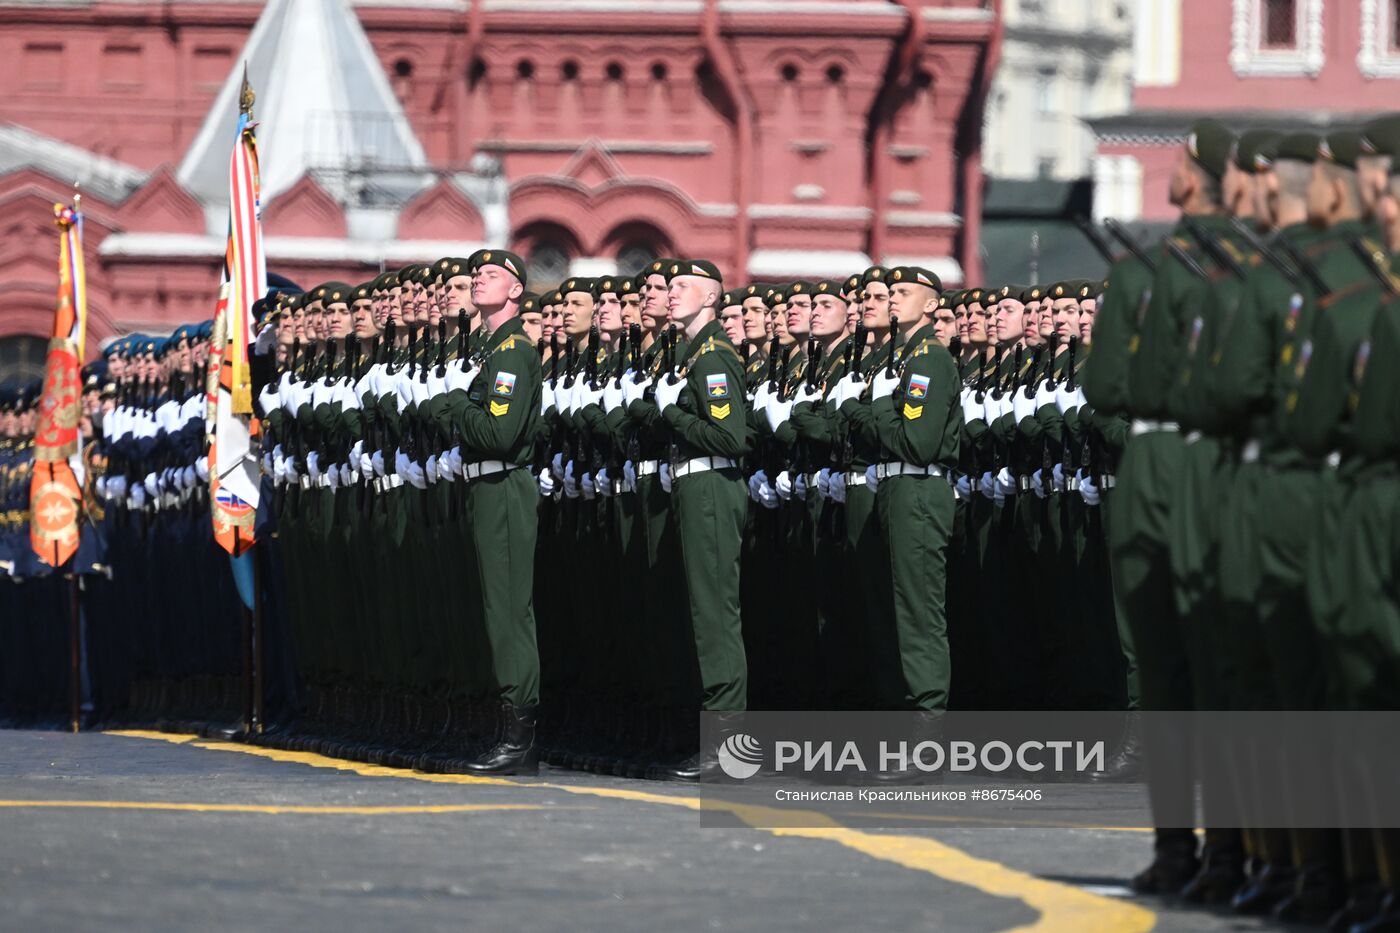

{"left": 629, "top": 260, "right": 750, "bottom": 781}
{"left": 433, "top": 250, "right": 543, "bottom": 775}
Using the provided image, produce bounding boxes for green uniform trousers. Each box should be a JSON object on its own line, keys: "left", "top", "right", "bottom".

{"left": 465, "top": 467, "right": 540, "bottom": 706}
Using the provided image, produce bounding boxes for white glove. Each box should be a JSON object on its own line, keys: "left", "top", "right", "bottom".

{"left": 340, "top": 463, "right": 354, "bottom": 486}
{"left": 794, "top": 472, "right": 808, "bottom": 500}
{"left": 1078, "top": 469, "right": 1101, "bottom": 506}
{"left": 751, "top": 469, "right": 778, "bottom": 509}
{"left": 1031, "top": 468, "right": 1048, "bottom": 500}
{"left": 144, "top": 472, "right": 159, "bottom": 497}
{"left": 595, "top": 468, "right": 614, "bottom": 497}
{"left": 540, "top": 381, "right": 556, "bottom": 415}
{"left": 446, "top": 446, "right": 463, "bottom": 477}
{"left": 764, "top": 395, "right": 794, "bottom": 433}
{"left": 830, "top": 472, "right": 847, "bottom": 504}
{"left": 995, "top": 466, "right": 1016, "bottom": 500}
{"left": 1035, "top": 377, "right": 1057, "bottom": 414}
{"left": 551, "top": 452, "right": 565, "bottom": 483}
{"left": 978, "top": 471, "right": 995, "bottom": 500}
{"left": 360, "top": 449, "right": 374, "bottom": 476}
{"left": 563, "top": 460, "right": 580, "bottom": 498}
{"left": 961, "top": 388, "right": 983, "bottom": 426}
{"left": 130, "top": 486, "right": 147, "bottom": 509}
{"left": 262, "top": 451, "right": 274, "bottom": 476}
{"left": 537, "top": 467, "right": 557, "bottom": 497}
{"left": 776, "top": 470, "right": 794, "bottom": 500}
{"left": 279, "top": 455, "right": 296, "bottom": 483}
{"left": 623, "top": 459, "right": 637, "bottom": 493}
{"left": 401, "top": 456, "right": 426, "bottom": 490}
{"left": 195, "top": 459, "right": 209, "bottom": 482}
{"left": 349, "top": 440, "right": 364, "bottom": 466}
{"left": 109, "top": 475, "right": 127, "bottom": 499}
{"left": 1012, "top": 387, "right": 1037, "bottom": 422}
{"left": 1060, "top": 384, "right": 1087, "bottom": 415}
{"left": 424, "top": 454, "right": 439, "bottom": 484}
{"left": 659, "top": 461, "right": 673, "bottom": 494}
{"left": 747, "top": 471, "right": 763, "bottom": 502}
{"left": 371, "top": 450, "right": 386, "bottom": 477}
{"left": 445, "top": 364, "right": 480, "bottom": 394}
{"left": 96, "top": 476, "right": 108, "bottom": 499}
{"left": 654, "top": 375, "right": 683, "bottom": 412}
{"left": 955, "top": 473, "right": 972, "bottom": 499}
{"left": 576, "top": 382, "right": 604, "bottom": 412}
{"left": 833, "top": 372, "right": 866, "bottom": 407}
{"left": 623, "top": 375, "right": 651, "bottom": 408}
{"left": 865, "top": 463, "right": 879, "bottom": 493}
{"left": 581, "top": 468, "right": 596, "bottom": 499}
{"left": 327, "top": 463, "right": 342, "bottom": 490}
{"left": 306, "top": 450, "right": 323, "bottom": 480}
{"left": 602, "top": 378, "right": 625, "bottom": 413}
{"left": 752, "top": 382, "right": 775, "bottom": 414}
{"left": 816, "top": 468, "right": 832, "bottom": 500}
{"left": 794, "top": 383, "right": 824, "bottom": 406}
{"left": 871, "top": 369, "right": 900, "bottom": 400}
{"left": 1052, "top": 462, "right": 1067, "bottom": 492}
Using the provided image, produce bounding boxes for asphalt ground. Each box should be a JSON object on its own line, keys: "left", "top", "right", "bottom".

{"left": 0, "top": 730, "right": 1282, "bottom": 932}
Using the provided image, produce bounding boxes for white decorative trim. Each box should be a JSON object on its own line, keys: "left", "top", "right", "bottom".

{"left": 477, "top": 139, "right": 714, "bottom": 156}
{"left": 483, "top": 0, "right": 700, "bottom": 12}
{"left": 1359, "top": 0, "right": 1400, "bottom": 78}
{"left": 921, "top": 6, "right": 995, "bottom": 23}
{"left": 879, "top": 256, "right": 964, "bottom": 286}
{"left": 748, "top": 249, "right": 872, "bottom": 277}
{"left": 570, "top": 256, "right": 619, "bottom": 277}
{"left": 98, "top": 233, "right": 488, "bottom": 264}
{"left": 1230, "top": 0, "right": 1324, "bottom": 78}
{"left": 886, "top": 210, "right": 962, "bottom": 228}
{"left": 792, "top": 184, "right": 825, "bottom": 201}
{"left": 889, "top": 190, "right": 922, "bottom": 205}
{"left": 749, "top": 203, "right": 872, "bottom": 221}
{"left": 721, "top": 1, "right": 902, "bottom": 16}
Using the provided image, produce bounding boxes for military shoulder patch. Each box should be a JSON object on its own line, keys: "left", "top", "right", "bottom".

{"left": 493, "top": 371, "right": 517, "bottom": 397}
{"left": 489, "top": 399, "right": 510, "bottom": 417}
{"left": 710, "top": 401, "right": 731, "bottom": 420}
{"left": 906, "top": 373, "right": 929, "bottom": 400}
{"left": 706, "top": 373, "right": 729, "bottom": 399}
{"left": 902, "top": 402, "right": 923, "bottom": 420}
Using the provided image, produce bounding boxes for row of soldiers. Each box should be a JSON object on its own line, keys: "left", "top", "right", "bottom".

{"left": 1077, "top": 116, "right": 1400, "bottom": 933}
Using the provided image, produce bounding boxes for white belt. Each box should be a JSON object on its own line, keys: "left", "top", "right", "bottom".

{"left": 312, "top": 474, "right": 332, "bottom": 488}
{"left": 845, "top": 471, "right": 867, "bottom": 487}
{"left": 875, "top": 462, "right": 943, "bottom": 480}
{"left": 1240, "top": 440, "right": 1261, "bottom": 464}
{"left": 465, "top": 460, "right": 519, "bottom": 479}
{"left": 1325, "top": 450, "right": 1341, "bottom": 470}
{"left": 1130, "top": 419, "right": 1180, "bottom": 437}
{"left": 634, "top": 460, "right": 661, "bottom": 477}
{"left": 671, "top": 456, "right": 737, "bottom": 479}
{"left": 1184, "top": 430, "right": 1203, "bottom": 444}
{"left": 298, "top": 475, "right": 311, "bottom": 490}
{"left": 374, "top": 475, "right": 404, "bottom": 492}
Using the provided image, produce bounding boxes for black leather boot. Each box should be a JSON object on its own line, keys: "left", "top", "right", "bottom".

{"left": 464, "top": 702, "right": 539, "bottom": 776}
{"left": 1231, "top": 861, "right": 1295, "bottom": 914}
{"left": 1327, "top": 882, "right": 1385, "bottom": 933}
{"left": 1273, "top": 859, "right": 1347, "bottom": 924}
{"left": 1180, "top": 837, "right": 1247, "bottom": 905}
{"left": 1130, "top": 829, "right": 1200, "bottom": 895}
{"left": 1087, "top": 714, "right": 1143, "bottom": 783}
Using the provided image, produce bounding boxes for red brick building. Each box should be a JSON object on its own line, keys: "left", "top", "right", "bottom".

{"left": 0, "top": 0, "right": 1000, "bottom": 380}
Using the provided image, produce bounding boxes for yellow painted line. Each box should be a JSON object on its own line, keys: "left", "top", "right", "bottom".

{"left": 111, "top": 731, "right": 1156, "bottom": 933}
{"left": 0, "top": 800, "right": 569, "bottom": 816}
{"left": 107, "top": 730, "right": 197, "bottom": 744}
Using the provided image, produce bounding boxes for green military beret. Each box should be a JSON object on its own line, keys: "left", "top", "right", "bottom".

{"left": 1320, "top": 130, "right": 1365, "bottom": 170}
{"left": 1361, "top": 114, "right": 1400, "bottom": 161}
{"left": 664, "top": 258, "right": 723, "bottom": 286}
{"left": 860, "top": 266, "right": 889, "bottom": 287}
{"left": 815, "top": 279, "right": 844, "bottom": 298}
{"left": 1187, "top": 119, "right": 1235, "bottom": 180}
{"left": 519, "top": 292, "right": 540, "bottom": 314}
{"left": 841, "top": 273, "right": 863, "bottom": 299}
{"left": 352, "top": 282, "right": 375, "bottom": 301}
{"left": 548, "top": 288, "right": 565, "bottom": 305}
{"left": 438, "top": 257, "right": 474, "bottom": 280}
{"left": 320, "top": 282, "right": 354, "bottom": 305}
{"left": 475, "top": 249, "right": 527, "bottom": 287}
{"left": 997, "top": 284, "right": 1031, "bottom": 304}
{"left": 1235, "top": 130, "right": 1280, "bottom": 174}
{"left": 562, "top": 276, "right": 597, "bottom": 298}
{"left": 765, "top": 284, "right": 788, "bottom": 306}
{"left": 1274, "top": 132, "right": 1321, "bottom": 164}
{"left": 596, "top": 276, "right": 620, "bottom": 298}
{"left": 284, "top": 293, "right": 304, "bottom": 312}
{"left": 618, "top": 276, "right": 637, "bottom": 297}
{"left": 964, "top": 287, "right": 985, "bottom": 306}
{"left": 644, "top": 258, "right": 679, "bottom": 279}
{"left": 786, "top": 281, "right": 812, "bottom": 297}
{"left": 745, "top": 282, "right": 771, "bottom": 300}
{"left": 888, "top": 266, "right": 941, "bottom": 292}
{"left": 308, "top": 283, "right": 334, "bottom": 304}
{"left": 720, "top": 288, "right": 745, "bottom": 308}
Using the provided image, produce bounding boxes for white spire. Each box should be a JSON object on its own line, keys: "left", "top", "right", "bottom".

{"left": 176, "top": 0, "right": 428, "bottom": 208}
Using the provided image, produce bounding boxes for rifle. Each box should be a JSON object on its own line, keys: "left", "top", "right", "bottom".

{"left": 628, "top": 323, "right": 643, "bottom": 381}
{"left": 563, "top": 342, "right": 578, "bottom": 388}
{"left": 1275, "top": 236, "right": 1332, "bottom": 297}
{"left": 584, "top": 325, "right": 601, "bottom": 389}
{"left": 434, "top": 317, "right": 448, "bottom": 377}
{"left": 1164, "top": 237, "right": 1209, "bottom": 279}
{"left": 885, "top": 310, "right": 899, "bottom": 377}
{"left": 841, "top": 333, "right": 855, "bottom": 378}
{"left": 289, "top": 337, "right": 302, "bottom": 383}
{"left": 664, "top": 324, "right": 678, "bottom": 378}
{"left": 1065, "top": 336, "right": 1079, "bottom": 391}
{"left": 948, "top": 335, "right": 962, "bottom": 359}
{"left": 407, "top": 325, "right": 420, "bottom": 379}
{"left": 973, "top": 347, "right": 989, "bottom": 402}
{"left": 776, "top": 342, "right": 794, "bottom": 400}
{"left": 1347, "top": 235, "right": 1400, "bottom": 296}
{"left": 1181, "top": 215, "right": 1245, "bottom": 279}
{"left": 805, "top": 340, "right": 824, "bottom": 392}
{"left": 852, "top": 321, "right": 868, "bottom": 374}
{"left": 1075, "top": 216, "right": 1120, "bottom": 266}
{"left": 549, "top": 333, "right": 561, "bottom": 384}
{"left": 765, "top": 334, "right": 782, "bottom": 387}
{"left": 1227, "top": 216, "right": 1308, "bottom": 289}
{"left": 1104, "top": 219, "right": 1158, "bottom": 273}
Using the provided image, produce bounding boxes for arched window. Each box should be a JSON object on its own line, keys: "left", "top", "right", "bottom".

{"left": 527, "top": 241, "right": 570, "bottom": 290}
{"left": 0, "top": 335, "right": 48, "bottom": 385}
{"left": 617, "top": 243, "right": 654, "bottom": 277}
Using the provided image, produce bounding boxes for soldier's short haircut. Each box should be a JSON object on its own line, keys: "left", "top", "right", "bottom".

{"left": 1274, "top": 159, "right": 1312, "bottom": 199}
